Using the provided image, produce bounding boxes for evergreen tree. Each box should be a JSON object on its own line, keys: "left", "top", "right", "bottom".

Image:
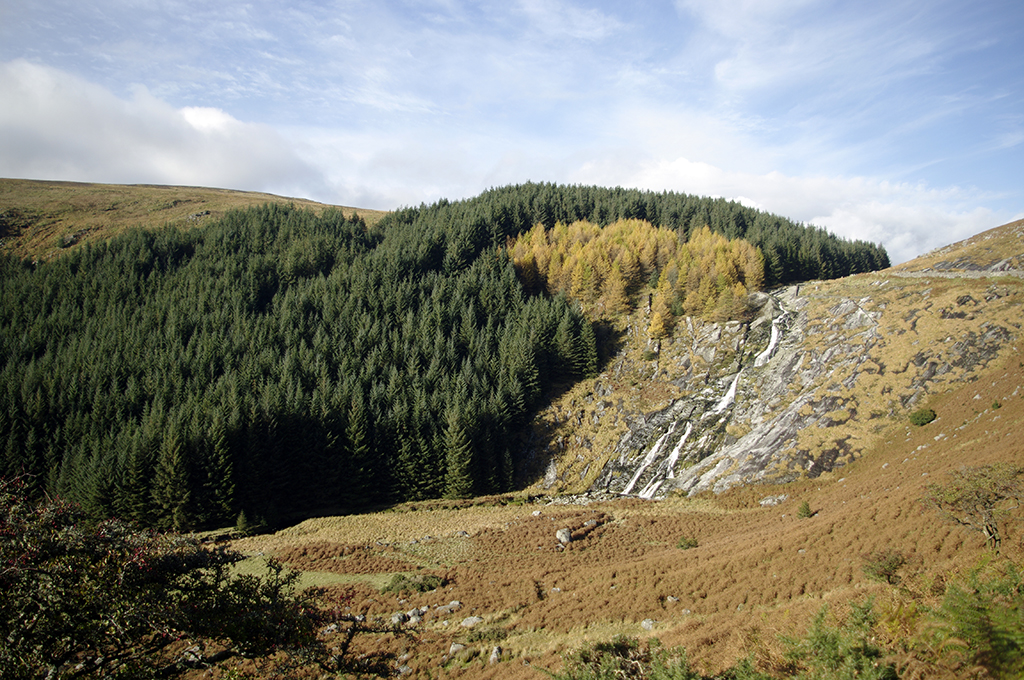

{"left": 151, "top": 431, "right": 192, "bottom": 531}
{"left": 443, "top": 409, "right": 474, "bottom": 500}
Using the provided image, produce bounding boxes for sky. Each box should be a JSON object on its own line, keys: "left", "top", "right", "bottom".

{"left": 2, "top": 1, "right": 1022, "bottom": 264}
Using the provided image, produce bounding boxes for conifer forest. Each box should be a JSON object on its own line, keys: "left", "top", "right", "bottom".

{"left": 0, "top": 183, "right": 889, "bottom": 530}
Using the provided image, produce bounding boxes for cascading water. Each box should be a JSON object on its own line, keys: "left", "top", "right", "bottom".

{"left": 590, "top": 287, "right": 797, "bottom": 499}
{"left": 621, "top": 421, "right": 676, "bottom": 495}
{"left": 710, "top": 371, "right": 742, "bottom": 415}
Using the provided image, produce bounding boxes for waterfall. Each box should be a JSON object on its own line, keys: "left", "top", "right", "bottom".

{"left": 754, "top": 317, "right": 782, "bottom": 367}
{"left": 665, "top": 422, "right": 693, "bottom": 479}
{"left": 711, "top": 371, "right": 742, "bottom": 414}
{"left": 621, "top": 421, "right": 676, "bottom": 495}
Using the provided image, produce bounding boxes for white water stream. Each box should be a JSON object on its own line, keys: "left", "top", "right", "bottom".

{"left": 603, "top": 290, "right": 795, "bottom": 499}
{"left": 711, "top": 371, "right": 742, "bottom": 414}
{"left": 621, "top": 421, "right": 676, "bottom": 495}
{"left": 665, "top": 421, "right": 693, "bottom": 479}
{"left": 754, "top": 317, "right": 782, "bottom": 367}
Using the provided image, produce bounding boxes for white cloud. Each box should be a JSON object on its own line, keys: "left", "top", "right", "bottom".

{"left": 0, "top": 59, "right": 327, "bottom": 198}
{"left": 582, "top": 153, "right": 1012, "bottom": 264}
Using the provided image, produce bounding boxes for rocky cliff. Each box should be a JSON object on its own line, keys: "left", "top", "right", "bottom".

{"left": 528, "top": 219, "right": 1024, "bottom": 499}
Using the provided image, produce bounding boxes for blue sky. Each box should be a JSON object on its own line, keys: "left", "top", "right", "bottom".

{"left": 2, "top": 0, "right": 1022, "bottom": 263}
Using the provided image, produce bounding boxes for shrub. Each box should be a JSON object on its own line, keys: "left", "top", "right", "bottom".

{"left": 546, "top": 636, "right": 700, "bottom": 680}
{"left": 381, "top": 573, "right": 445, "bottom": 595}
{"left": 0, "top": 477, "right": 355, "bottom": 679}
{"left": 861, "top": 550, "right": 907, "bottom": 585}
{"left": 797, "top": 501, "right": 813, "bottom": 518}
{"left": 909, "top": 408, "right": 936, "bottom": 426}
{"left": 466, "top": 625, "right": 508, "bottom": 643}
{"left": 783, "top": 599, "right": 897, "bottom": 680}
{"left": 677, "top": 535, "right": 699, "bottom": 550}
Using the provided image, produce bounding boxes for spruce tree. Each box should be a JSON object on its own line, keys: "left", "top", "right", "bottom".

{"left": 443, "top": 409, "right": 474, "bottom": 500}
{"left": 151, "top": 431, "right": 192, "bottom": 531}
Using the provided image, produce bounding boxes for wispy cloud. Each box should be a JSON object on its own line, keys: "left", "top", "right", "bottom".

{"left": 1, "top": 0, "right": 1021, "bottom": 264}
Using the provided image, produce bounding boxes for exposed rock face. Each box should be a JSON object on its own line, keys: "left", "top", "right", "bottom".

{"left": 587, "top": 267, "right": 1021, "bottom": 498}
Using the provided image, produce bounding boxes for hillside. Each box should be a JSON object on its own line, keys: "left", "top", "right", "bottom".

{"left": 1, "top": 180, "right": 1021, "bottom": 678}
{"left": 0, "top": 178, "right": 387, "bottom": 261}
{"left": 224, "top": 221, "right": 1024, "bottom": 678}
{"left": 0, "top": 181, "right": 890, "bottom": 534}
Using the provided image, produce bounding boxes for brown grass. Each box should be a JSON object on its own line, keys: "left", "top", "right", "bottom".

{"left": 0, "top": 178, "right": 387, "bottom": 261}
{"left": 222, "top": 221, "right": 1024, "bottom": 679}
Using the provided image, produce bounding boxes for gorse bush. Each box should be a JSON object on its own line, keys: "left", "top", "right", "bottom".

{"left": 677, "top": 535, "right": 699, "bottom": 550}
{"left": 908, "top": 408, "right": 936, "bottom": 426}
{"left": 861, "top": 550, "right": 907, "bottom": 585}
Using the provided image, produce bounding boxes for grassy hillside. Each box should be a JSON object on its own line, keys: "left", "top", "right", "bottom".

{"left": 0, "top": 178, "right": 387, "bottom": 261}
{"left": 226, "top": 221, "right": 1024, "bottom": 678}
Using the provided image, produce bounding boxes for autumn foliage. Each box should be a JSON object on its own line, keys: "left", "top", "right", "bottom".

{"left": 508, "top": 220, "right": 764, "bottom": 333}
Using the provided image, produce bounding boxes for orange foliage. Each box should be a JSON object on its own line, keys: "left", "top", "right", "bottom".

{"left": 508, "top": 220, "right": 764, "bottom": 323}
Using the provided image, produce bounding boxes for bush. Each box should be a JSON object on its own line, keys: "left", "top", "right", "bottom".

{"left": 381, "top": 573, "right": 445, "bottom": 595}
{"left": 677, "top": 535, "right": 699, "bottom": 550}
{"left": 797, "top": 500, "right": 813, "bottom": 518}
{"left": 547, "top": 636, "right": 700, "bottom": 680}
{"left": 861, "top": 550, "right": 907, "bottom": 585}
{"left": 0, "top": 477, "right": 368, "bottom": 679}
{"left": 909, "top": 408, "right": 937, "bottom": 426}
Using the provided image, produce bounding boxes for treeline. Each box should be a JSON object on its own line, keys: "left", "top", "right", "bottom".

{"left": 0, "top": 183, "right": 888, "bottom": 530}
{"left": 508, "top": 220, "right": 764, "bottom": 329}
{"left": 389, "top": 182, "right": 889, "bottom": 287}
{"left": 0, "top": 203, "right": 595, "bottom": 530}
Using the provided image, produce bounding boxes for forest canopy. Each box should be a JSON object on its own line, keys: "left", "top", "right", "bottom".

{"left": 0, "top": 183, "right": 889, "bottom": 530}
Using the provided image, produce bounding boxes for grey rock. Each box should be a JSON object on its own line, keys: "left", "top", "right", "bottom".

{"left": 489, "top": 646, "right": 502, "bottom": 664}
{"left": 641, "top": 619, "right": 656, "bottom": 631}
{"left": 461, "top": 616, "right": 484, "bottom": 628}
{"left": 556, "top": 528, "right": 573, "bottom": 544}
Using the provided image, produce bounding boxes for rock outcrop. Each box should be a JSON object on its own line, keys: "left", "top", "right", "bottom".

{"left": 584, "top": 260, "right": 1021, "bottom": 498}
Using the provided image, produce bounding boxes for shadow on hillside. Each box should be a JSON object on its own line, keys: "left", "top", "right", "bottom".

{"left": 594, "top": 320, "right": 627, "bottom": 373}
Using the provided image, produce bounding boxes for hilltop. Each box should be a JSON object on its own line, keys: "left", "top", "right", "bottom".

{"left": 0, "top": 178, "right": 387, "bottom": 261}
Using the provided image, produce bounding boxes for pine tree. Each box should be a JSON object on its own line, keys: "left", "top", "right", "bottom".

{"left": 443, "top": 409, "right": 474, "bottom": 500}
{"left": 151, "top": 431, "right": 192, "bottom": 531}
{"left": 601, "top": 261, "right": 630, "bottom": 316}
{"left": 345, "top": 396, "right": 374, "bottom": 509}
